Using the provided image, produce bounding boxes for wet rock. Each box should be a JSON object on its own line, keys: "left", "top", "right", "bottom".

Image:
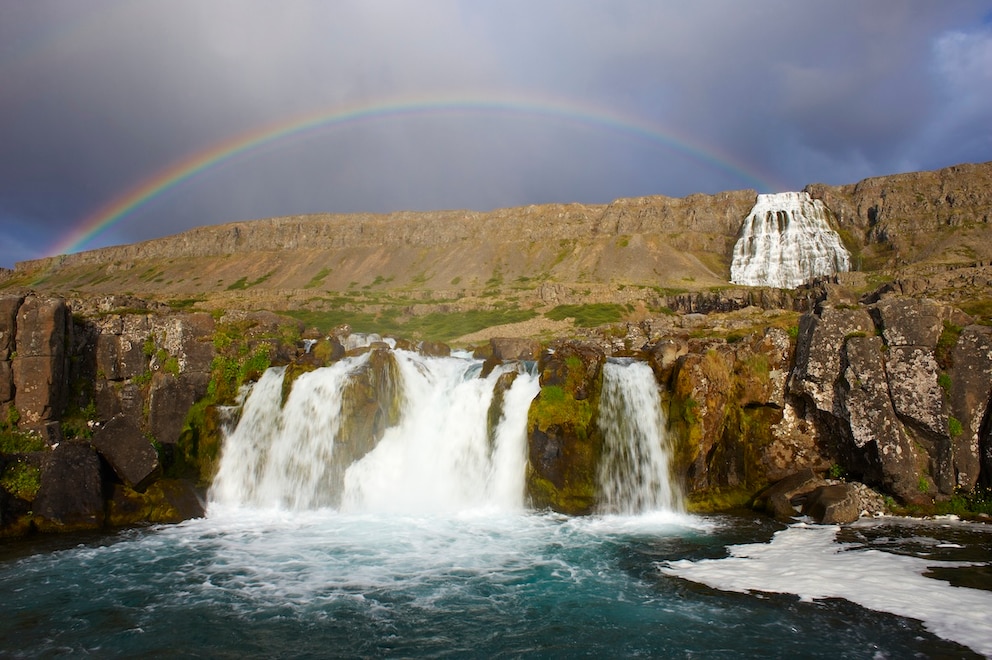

{"left": 106, "top": 479, "right": 204, "bottom": 526}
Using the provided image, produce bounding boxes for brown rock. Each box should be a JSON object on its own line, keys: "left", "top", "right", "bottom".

{"left": 490, "top": 337, "right": 540, "bottom": 362}
{"left": 755, "top": 468, "right": 826, "bottom": 520}
{"left": 802, "top": 483, "right": 860, "bottom": 524}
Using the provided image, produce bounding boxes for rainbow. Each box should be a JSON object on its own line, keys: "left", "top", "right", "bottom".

{"left": 49, "top": 92, "right": 787, "bottom": 257}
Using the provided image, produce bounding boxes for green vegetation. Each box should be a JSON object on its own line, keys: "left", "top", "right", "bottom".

{"left": 948, "top": 415, "right": 964, "bottom": 437}
{"left": 60, "top": 399, "right": 97, "bottom": 441}
{"left": 959, "top": 298, "right": 992, "bottom": 325}
{"left": 934, "top": 488, "right": 992, "bottom": 517}
{"left": 938, "top": 372, "right": 952, "bottom": 396}
{"left": 935, "top": 321, "right": 962, "bottom": 369}
{"left": 286, "top": 306, "right": 537, "bottom": 343}
{"left": 0, "top": 460, "right": 41, "bottom": 501}
{"left": 304, "top": 267, "right": 332, "bottom": 289}
{"left": 545, "top": 303, "right": 626, "bottom": 327}
{"left": 226, "top": 270, "right": 276, "bottom": 291}
{"left": 0, "top": 408, "right": 45, "bottom": 453}
{"left": 167, "top": 297, "right": 204, "bottom": 310}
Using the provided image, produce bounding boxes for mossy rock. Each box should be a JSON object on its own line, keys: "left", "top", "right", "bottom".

{"left": 106, "top": 479, "right": 205, "bottom": 526}
{"left": 526, "top": 341, "right": 605, "bottom": 515}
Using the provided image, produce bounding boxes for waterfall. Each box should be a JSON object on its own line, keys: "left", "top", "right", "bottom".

{"left": 339, "top": 354, "right": 539, "bottom": 514}
{"left": 597, "top": 360, "right": 682, "bottom": 514}
{"left": 210, "top": 351, "right": 540, "bottom": 513}
{"left": 211, "top": 351, "right": 682, "bottom": 516}
{"left": 730, "top": 191, "right": 851, "bottom": 289}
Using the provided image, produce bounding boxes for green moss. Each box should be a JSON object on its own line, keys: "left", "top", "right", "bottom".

{"left": 935, "top": 320, "right": 962, "bottom": 369}
{"left": 527, "top": 385, "right": 596, "bottom": 439}
{"left": 938, "top": 372, "right": 952, "bottom": 396}
{"left": 226, "top": 270, "right": 276, "bottom": 291}
{"left": 685, "top": 487, "right": 753, "bottom": 513}
{"left": 948, "top": 415, "right": 964, "bottom": 437}
{"left": 174, "top": 398, "right": 222, "bottom": 485}
{"left": 0, "top": 460, "right": 41, "bottom": 501}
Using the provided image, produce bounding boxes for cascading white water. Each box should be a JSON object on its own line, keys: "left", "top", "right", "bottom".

{"left": 210, "top": 351, "right": 540, "bottom": 514}
{"left": 340, "top": 354, "right": 539, "bottom": 514}
{"left": 211, "top": 350, "right": 685, "bottom": 516}
{"left": 730, "top": 191, "right": 851, "bottom": 289}
{"left": 597, "top": 360, "right": 682, "bottom": 514}
{"left": 210, "top": 355, "right": 374, "bottom": 509}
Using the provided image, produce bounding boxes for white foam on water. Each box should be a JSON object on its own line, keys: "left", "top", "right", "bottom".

{"left": 661, "top": 521, "right": 992, "bottom": 657}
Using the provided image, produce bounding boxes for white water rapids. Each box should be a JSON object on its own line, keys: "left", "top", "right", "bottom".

{"left": 210, "top": 350, "right": 680, "bottom": 515}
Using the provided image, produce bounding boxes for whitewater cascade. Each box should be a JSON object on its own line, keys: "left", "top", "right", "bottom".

{"left": 597, "top": 360, "right": 681, "bottom": 514}
{"left": 730, "top": 191, "right": 851, "bottom": 289}
{"left": 210, "top": 350, "right": 681, "bottom": 515}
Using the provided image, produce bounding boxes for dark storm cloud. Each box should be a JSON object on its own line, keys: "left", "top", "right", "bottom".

{"left": 1, "top": 0, "right": 990, "bottom": 266}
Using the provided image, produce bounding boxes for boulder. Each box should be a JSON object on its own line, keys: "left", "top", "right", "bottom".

{"left": 33, "top": 441, "right": 104, "bottom": 532}
{"left": 90, "top": 414, "right": 161, "bottom": 492}
{"left": 490, "top": 337, "right": 540, "bottom": 362}
{"left": 802, "top": 483, "right": 860, "bottom": 524}
{"left": 755, "top": 468, "right": 825, "bottom": 520}
{"left": 106, "top": 479, "right": 204, "bottom": 526}
{"left": 417, "top": 340, "right": 451, "bottom": 357}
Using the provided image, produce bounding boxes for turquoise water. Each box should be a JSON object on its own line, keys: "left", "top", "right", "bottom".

{"left": 1, "top": 509, "right": 987, "bottom": 658}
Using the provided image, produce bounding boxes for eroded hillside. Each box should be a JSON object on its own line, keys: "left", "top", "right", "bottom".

{"left": 3, "top": 161, "right": 991, "bottom": 342}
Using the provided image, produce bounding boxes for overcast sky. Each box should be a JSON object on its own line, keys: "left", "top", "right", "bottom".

{"left": 2, "top": 1, "right": 991, "bottom": 267}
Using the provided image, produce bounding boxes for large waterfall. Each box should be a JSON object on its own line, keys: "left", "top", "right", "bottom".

{"left": 730, "top": 191, "right": 851, "bottom": 289}
{"left": 210, "top": 350, "right": 680, "bottom": 515}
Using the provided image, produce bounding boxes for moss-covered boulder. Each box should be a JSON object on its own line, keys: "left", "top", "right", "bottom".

{"left": 526, "top": 341, "right": 605, "bottom": 514}
{"left": 106, "top": 479, "right": 204, "bottom": 526}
